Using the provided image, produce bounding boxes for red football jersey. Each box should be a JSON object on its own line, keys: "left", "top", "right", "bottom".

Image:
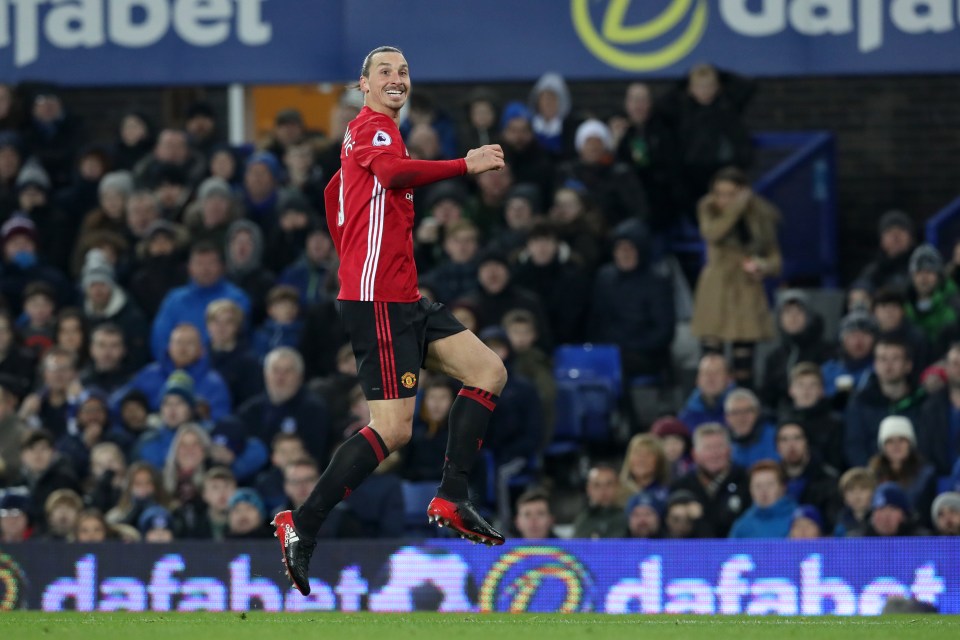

{"left": 326, "top": 107, "right": 467, "bottom": 302}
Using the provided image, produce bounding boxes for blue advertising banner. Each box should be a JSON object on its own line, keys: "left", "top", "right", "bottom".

{"left": 1, "top": 538, "right": 958, "bottom": 614}
{"left": 2, "top": 1, "right": 960, "bottom": 86}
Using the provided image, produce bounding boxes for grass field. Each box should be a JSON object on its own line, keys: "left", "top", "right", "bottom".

{"left": 2, "top": 613, "right": 959, "bottom": 640}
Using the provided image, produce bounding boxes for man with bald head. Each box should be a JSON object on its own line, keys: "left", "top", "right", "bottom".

{"left": 122, "top": 323, "right": 232, "bottom": 419}
{"left": 237, "top": 347, "right": 331, "bottom": 465}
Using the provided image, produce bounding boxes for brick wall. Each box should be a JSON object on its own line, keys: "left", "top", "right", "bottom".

{"left": 59, "top": 76, "right": 960, "bottom": 283}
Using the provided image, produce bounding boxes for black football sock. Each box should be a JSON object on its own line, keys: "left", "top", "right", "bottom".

{"left": 293, "top": 426, "right": 389, "bottom": 539}
{"left": 438, "top": 386, "right": 499, "bottom": 501}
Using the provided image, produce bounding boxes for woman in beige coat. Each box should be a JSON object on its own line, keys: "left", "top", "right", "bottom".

{"left": 691, "top": 167, "right": 781, "bottom": 386}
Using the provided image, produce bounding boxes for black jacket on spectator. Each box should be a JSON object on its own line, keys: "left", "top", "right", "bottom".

{"left": 555, "top": 160, "right": 648, "bottom": 229}
{"left": 299, "top": 301, "right": 349, "bottom": 381}
{"left": 79, "top": 366, "right": 131, "bottom": 395}
{"left": 502, "top": 141, "right": 555, "bottom": 208}
{"left": 0, "top": 347, "right": 35, "bottom": 397}
{"left": 172, "top": 498, "right": 220, "bottom": 540}
{"left": 659, "top": 69, "right": 756, "bottom": 216}
{"left": 513, "top": 253, "right": 591, "bottom": 345}
{"left": 24, "top": 112, "right": 83, "bottom": 189}
{"left": 670, "top": 464, "right": 751, "bottom": 538}
{"left": 85, "top": 469, "right": 123, "bottom": 513}
{"left": 856, "top": 250, "right": 912, "bottom": 296}
{"left": 784, "top": 457, "right": 842, "bottom": 531}
{"left": 210, "top": 344, "right": 264, "bottom": 409}
{"left": 237, "top": 387, "right": 331, "bottom": 466}
{"left": 27, "top": 203, "right": 76, "bottom": 274}
{"left": 616, "top": 115, "right": 681, "bottom": 229}
{"left": 0, "top": 259, "right": 73, "bottom": 317}
{"left": 17, "top": 457, "right": 80, "bottom": 526}
{"left": 587, "top": 220, "right": 675, "bottom": 376}
{"left": 85, "top": 290, "right": 151, "bottom": 371}
{"left": 844, "top": 374, "right": 926, "bottom": 468}
{"left": 462, "top": 282, "right": 553, "bottom": 350}
{"left": 421, "top": 260, "right": 478, "bottom": 305}
{"left": 780, "top": 400, "right": 846, "bottom": 472}
{"left": 761, "top": 313, "right": 833, "bottom": 411}
{"left": 916, "top": 389, "right": 960, "bottom": 475}
{"left": 128, "top": 253, "right": 189, "bottom": 319}
{"left": 879, "top": 322, "right": 931, "bottom": 371}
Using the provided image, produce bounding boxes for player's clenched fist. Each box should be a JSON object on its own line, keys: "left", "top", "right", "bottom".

{"left": 465, "top": 144, "right": 505, "bottom": 174}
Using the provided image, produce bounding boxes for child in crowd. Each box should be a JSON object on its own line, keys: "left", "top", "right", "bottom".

{"left": 503, "top": 309, "right": 555, "bottom": 444}
{"left": 833, "top": 467, "right": 877, "bottom": 537}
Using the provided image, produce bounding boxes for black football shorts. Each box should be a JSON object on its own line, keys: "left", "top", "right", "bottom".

{"left": 336, "top": 297, "right": 466, "bottom": 400}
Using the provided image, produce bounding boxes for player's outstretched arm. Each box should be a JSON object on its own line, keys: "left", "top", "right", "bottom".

{"left": 464, "top": 144, "right": 505, "bottom": 175}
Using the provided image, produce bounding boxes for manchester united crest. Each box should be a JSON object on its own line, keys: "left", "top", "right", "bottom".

{"left": 400, "top": 372, "right": 417, "bottom": 389}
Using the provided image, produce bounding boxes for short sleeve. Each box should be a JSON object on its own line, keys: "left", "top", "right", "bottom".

{"left": 351, "top": 118, "right": 403, "bottom": 170}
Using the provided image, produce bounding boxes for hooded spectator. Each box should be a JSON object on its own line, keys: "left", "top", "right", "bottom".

{"left": 225, "top": 219, "right": 275, "bottom": 324}
{"left": 128, "top": 220, "right": 189, "bottom": 319}
{"left": 81, "top": 249, "right": 149, "bottom": 369}
{"left": 0, "top": 215, "right": 72, "bottom": 316}
{"left": 905, "top": 244, "right": 960, "bottom": 344}
{"left": 182, "top": 176, "right": 241, "bottom": 247}
{"left": 850, "top": 481, "right": 929, "bottom": 537}
{"left": 760, "top": 290, "right": 833, "bottom": 410}
{"left": 855, "top": 210, "right": 916, "bottom": 294}
{"left": 528, "top": 72, "right": 579, "bottom": 159}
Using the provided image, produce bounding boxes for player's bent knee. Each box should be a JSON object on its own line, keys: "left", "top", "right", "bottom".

{"left": 480, "top": 357, "right": 508, "bottom": 395}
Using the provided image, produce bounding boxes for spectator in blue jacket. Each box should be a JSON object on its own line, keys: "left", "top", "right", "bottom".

{"left": 133, "top": 371, "right": 199, "bottom": 469}
{"left": 150, "top": 240, "right": 250, "bottom": 359}
{"left": 124, "top": 323, "right": 232, "bottom": 419}
{"left": 679, "top": 353, "right": 735, "bottom": 429}
{"left": 729, "top": 460, "right": 798, "bottom": 538}
{"left": 587, "top": 218, "right": 675, "bottom": 378}
{"left": 844, "top": 337, "right": 925, "bottom": 467}
{"left": 724, "top": 388, "right": 779, "bottom": 468}
{"left": 821, "top": 310, "right": 877, "bottom": 402}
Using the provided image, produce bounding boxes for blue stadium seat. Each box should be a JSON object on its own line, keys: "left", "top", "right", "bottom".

{"left": 554, "top": 344, "right": 622, "bottom": 396}
{"left": 400, "top": 481, "right": 440, "bottom": 537}
{"left": 549, "top": 344, "right": 623, "bottom": 448}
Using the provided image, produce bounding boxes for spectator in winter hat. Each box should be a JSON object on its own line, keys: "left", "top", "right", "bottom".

{"left": 15, "top": 161, "right": 74, "bottom": 272}
{"left": 788, "top": 504, "right": 823, "bottom": 539}
{"left": 868, "top": 415, "right": 938, "bottom": 527}
{"left": 624, "top": 490, "right": 665, "bottom": 538}
{"left": 226, "top": 487, "right": 271, "bottom": 538}
{"left": 138, "top": 504, "right": 174, "bottom": 542}
{"left": 242, "top": 151, "right": 286, "bottom": 231}
{"left": 225, "top": 219, "right": 275, "bottom": 325}
{"left": 904, "top": 243, "right": 960, "bottom": 343}
{"left": 851, "top": 481, "right": 929, "bottom": 537}
{"left": 0, "top": 491, "right": 32, "bottom": 543}
{"left": 79, "top": 170, "right": 134, "bottom": 242}
{"left": 183, "top": 101, "right": 220, "bottom": 161}
{"left": 855, "top": 209, "right": 916, "bottom": 294}
{"left": 932, "top": 492, "right": 960, "bottom": 536}
{"left": 498, "top": 100, "right": 554, "bottom": 208}
{"left": 81, "top": 249, "right": 149, "bottom": 369}
{"left": 651, "top": 416, "right": 693, "bottom": 478}
{"left": 183, "top": 176, "right": 240, "bottom": 248}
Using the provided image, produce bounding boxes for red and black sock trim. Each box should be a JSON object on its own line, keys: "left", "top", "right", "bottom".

{"left": 458, "top": 385, "right": 498, "bottom": 412}
{"left": 359, "top": 425, "right": 390, "bottom": 463}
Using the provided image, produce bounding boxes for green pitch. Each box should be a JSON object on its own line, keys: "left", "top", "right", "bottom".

{"left": 2, "top": 612, "right": 958, "bottom": 640}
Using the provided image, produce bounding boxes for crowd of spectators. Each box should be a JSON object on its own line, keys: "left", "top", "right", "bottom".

{"left": 0, "top": 66, "right": 958, "bottom": 546}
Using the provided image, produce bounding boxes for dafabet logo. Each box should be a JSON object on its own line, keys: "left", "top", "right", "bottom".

{"left": 573, "top": 1, "right": 960, "bottom": 72}
{"left": 571, "top": 0, "right": 707, "bottom": 72}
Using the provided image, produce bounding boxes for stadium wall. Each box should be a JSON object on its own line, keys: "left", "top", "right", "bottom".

{"left": 1, "top": 539, "right": 957, "bottom": 614}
